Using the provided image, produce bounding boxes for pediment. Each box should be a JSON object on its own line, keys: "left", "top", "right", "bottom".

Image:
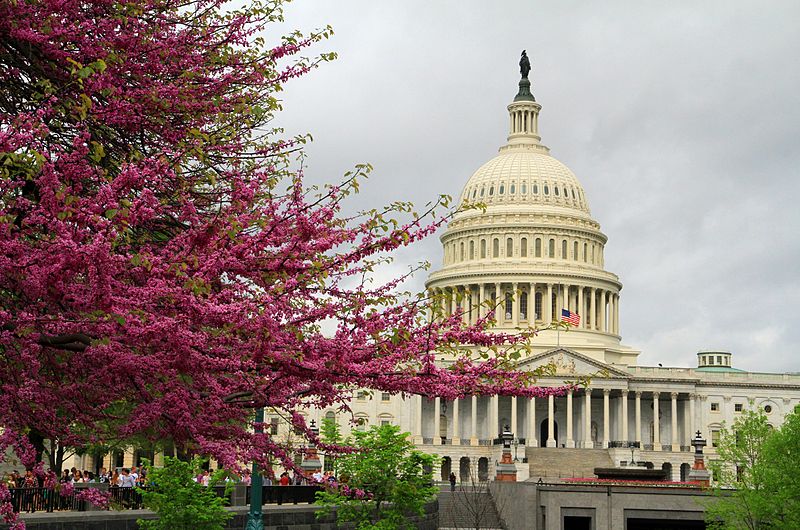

{"left": 517, "top": 348, "right": 631, "bottom": 379}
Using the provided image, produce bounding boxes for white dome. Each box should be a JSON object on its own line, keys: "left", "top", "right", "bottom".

{"left": 459, "top": 151, "right": 591, "bottom": 215}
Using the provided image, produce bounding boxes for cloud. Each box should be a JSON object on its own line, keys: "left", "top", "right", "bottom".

{"left": 270, "top": 0, "right": 800, "bottom": 372}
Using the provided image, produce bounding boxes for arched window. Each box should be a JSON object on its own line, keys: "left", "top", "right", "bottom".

{"left": 535, "top": 238, "right": 542, "bottom": 257}
{"left": 355, "top": 415, "right": 368, "bottom": 432}
{"left": 563, "top": 187, "right": 568, "bottom": 198}
{"left": 520, "top": 237, "right": 528, "bottom": 257}
{"left": 499, "top": 183, "right": 505, "bottom": 195}
{"left": 561, "top": 239, "right": 567, "bottom": 259}
{"left": 554, "top": 186, "right": 559, "bottom": 196}
{"left": 573, "top": 241, "right": 578, "bottom": 261}
{"left": 504, "top": 293, "right": 513, "bottom": 320}
{"left": 480, "top": 186, "right": 485, "bottom": 197}
{"left": 472, "top": 189, "right": 477, "bottom": 199}
{"left": 571, "top": 189, "right": 576, "bottom": 200}
{"left": 520, "top": 292, "right": 528, "bottom": 320}
{"left": 591, "top": 244, "right": 595, "bottom": 263}
{"left": 506, "top": 238, "right": 513, "bottom": 257}
{"left": 460, "top": 242, "right": 465, "bottom": 261}
{"left": 510, "top": 183, "right": 515, "bottom": 194}
{"left": 480, "top": 239, "right": 486, "bottom": 258}
{"left": 535, "top": 292, "right": 542, "bottom": 320}
{"left": 492, "top": 238, "right": 499, "bottom": 258}
{"left": 544, "top": 185, "right": 549, "bottom": 195}
{"left": 533, "top": 183, "right": 538, "bottom": 194}
{"left": 469, "top": 240, "right": 474, "bottom": 260}
{"left": 583, "top": 242, "right": 588, "bottom": 262}
{"left": 548, "top": 238, "right": 555, "bottom": 257}
{"left": 521, "top": 182, "right": 527, "bottom": 194}
{"left": 489, "top": 186, "right": 494, "bottom": 196}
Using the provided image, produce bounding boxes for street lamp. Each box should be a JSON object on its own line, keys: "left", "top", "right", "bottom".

{"left": 513, "top": 437, "right": 519, "bottom": 462}
{"left": 245, "top": 407, "right": 265, "bottom": 530}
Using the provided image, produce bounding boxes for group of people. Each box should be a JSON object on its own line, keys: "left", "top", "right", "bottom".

{"left": 4, "top": 466, "right": 146, "bottom": 489}
{"left": 275, "top": 469, "right": 337, "bottom": 486}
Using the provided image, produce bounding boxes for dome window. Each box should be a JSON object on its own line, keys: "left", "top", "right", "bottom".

{"left": 571, "top": 189, "right": 576, "bottom": 200}
{"left": 480, "top": 187, "right": 485, "bottom": 197}
{"left": 573, "top": 241, "right": 578, "bottom": 261}
{"left": 469, "top": 240, "right": 475, "bottom": 260}
{"left": 521, "top": 183, "right": 527, "bottom": 194}
{"left": 480, "top": 239, "right": 486, "bottom": 258}
{"left": 543, "top": 185, "right": 549, "bottom": 196}
{"left": 520, "top": 237, "right": 527, "bottom": 257}
{"left": 489, "top": 186, "right": 494, "bottom": 196}
{"left": 533, "top": 183, "right": 538, "bottom": 194}
{"left": 492, "top": 238, "right": 499, "bottom": 258}
{"left": 583, "top": 242, "right": 588, "bottom": 262}
{"left": 506, "top": 238, "right": 513, "bottom": 257}
{"left": 548, "top": 239, "right": 555, "bottom": 257}
{"left": 563, "top": 187, "right": 568, "bottom": 198}
{"left": 499, "top": 184, "right": 504, "bottom": 195}
{"left": 510, "top": 183, "right": 515, "bottom": 194}
{"left": 561, "top": 240, "right": 567, "bottom": 259}
{"left": 535, "top": 238, "right": 542, "bottom": 257}
{"left": 472, "top": 189, "right": 477, "bottom": 199}
{"left": 554, "top": 187, "right": 559, "bottom": 196}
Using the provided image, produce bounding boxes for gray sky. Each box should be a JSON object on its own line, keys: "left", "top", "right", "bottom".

{"left": 271, "top": 1, "right": 800, "bottom": 373}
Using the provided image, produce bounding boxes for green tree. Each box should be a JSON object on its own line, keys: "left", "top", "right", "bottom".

{"left": 315, "top": 424, "right": 437, "bottom": 530}
{"left": 706, "top": 407, "right": 800, "bottom": 529}
{"left": 138, "top": 457, "right": 232, "bottom": 530}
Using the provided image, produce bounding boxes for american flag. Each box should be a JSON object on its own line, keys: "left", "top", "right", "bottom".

{"left": 561, "top": 308, "right": 580, "bottom": 326}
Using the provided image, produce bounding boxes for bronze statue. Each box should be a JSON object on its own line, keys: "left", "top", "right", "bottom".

{"left": 519, "top": 50, "right": 531, "bottom": 79}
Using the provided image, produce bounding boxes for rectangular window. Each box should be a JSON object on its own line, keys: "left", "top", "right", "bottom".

{"left": 711, "top": 402, "right": 720, "bottom": 412}
{"left": 381, "top": 392, "right": 391, "bottom": 402}
{"left": 734, "top": 403, "right": 743, "bottom": 412}
{"left": 357, "top": 391, "right": 368, "bottom": 401}
{"left": 270, "top": 418, "right": 279, "bottom": 435}
{"left": 381, "top": 420, "right": 391, "bottom": 426}
{"left": 711, "top": 430, "right": 720, "bottom": 448}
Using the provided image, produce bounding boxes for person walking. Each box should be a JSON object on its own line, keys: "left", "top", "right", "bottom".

{"left": 449, "top": 472, "right": 456, "bottom": 492}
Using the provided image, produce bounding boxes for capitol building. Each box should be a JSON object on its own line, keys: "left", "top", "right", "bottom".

{"left": 320, "top": 66, "right": 800, "bottom": 483}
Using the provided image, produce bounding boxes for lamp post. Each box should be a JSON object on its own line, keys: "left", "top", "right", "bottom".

{"left": 245, "top": 407, "right": 265, "bottom": 530}
{"left": 513, "top": 437, "right": 519, "bottom": 462}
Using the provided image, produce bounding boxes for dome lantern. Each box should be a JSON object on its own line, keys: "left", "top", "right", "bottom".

{"left": 503, "top": 51, "right": 548, "bottom": 154}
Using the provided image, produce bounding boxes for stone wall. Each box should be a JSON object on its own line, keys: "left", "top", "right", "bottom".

{"left": 1, "top": 501, "right": 438, "bottom": 530}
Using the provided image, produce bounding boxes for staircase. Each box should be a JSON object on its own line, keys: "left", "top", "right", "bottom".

{"left": 526, "top": 447, "right": 613, "bottom": 480}
{"left": 438, "top": 486, "right": 504, "bottom": 529}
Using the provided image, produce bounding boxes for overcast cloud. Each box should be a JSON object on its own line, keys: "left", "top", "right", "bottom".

{"left": 269, "top": 1, "right": 800, "bottom": 373}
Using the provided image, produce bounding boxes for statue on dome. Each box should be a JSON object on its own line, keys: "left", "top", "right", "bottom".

{"left": 519, "top": 50, "right": 531, "bottom": 79}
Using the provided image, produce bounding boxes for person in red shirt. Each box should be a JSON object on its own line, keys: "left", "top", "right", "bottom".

{"left": 278, "top": 472, "right": 290, "bottom": 486}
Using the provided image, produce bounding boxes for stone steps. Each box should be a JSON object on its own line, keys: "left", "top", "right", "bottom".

{"left": 526, "top": 447, "right": 612, "bottom": 480}
{"left": 437, "top": 490, "right": 504, "bottom": 529}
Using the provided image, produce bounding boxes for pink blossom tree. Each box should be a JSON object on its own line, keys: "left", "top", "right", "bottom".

{"left": 0, "top": 0, "right": 568, "bottom": 525}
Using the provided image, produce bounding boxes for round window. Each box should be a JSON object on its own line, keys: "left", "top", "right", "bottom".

{"left": 764, "top": 405, "right": 773, "bottom": 414}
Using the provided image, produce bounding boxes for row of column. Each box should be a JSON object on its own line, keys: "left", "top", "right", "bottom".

{"left": 415, "top": 390, "right": 696, "bottom": 450}
{"left": 431, "top": 282, "right": 620, "bottom": 334}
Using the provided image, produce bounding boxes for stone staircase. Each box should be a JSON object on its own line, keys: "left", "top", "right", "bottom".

{"left": 437, "top": 486, "right": 504, "bottom": 529}
{"left": 526, "top": 447, "right": 613, "bottom": 480}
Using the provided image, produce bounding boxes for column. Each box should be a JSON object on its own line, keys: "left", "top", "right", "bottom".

{"left": 589, "top": 287, "right": 596, "bottom": 330}
{"left": 512, "top": 282, "right": 519, "bottom": 327}
{"left": 414, "top": 395, "right": 423, "bottom": 443}
{"left": 562, "top": 284, "right": 569, "bottom": 313}
{"left": 527, "top": 398, "right": 537, "bottom": 447}
{"left": 602, "top": 389, "right": 610, "bottom": 448}
{"left": 547, "top": 394, "right": 556, "bottom": 447}
{"left": 479, "top": 283, "right": 486, "bottom": 319}
{"left": 688, "top": 394, "right": 697, "bottom": 445}
{"left": 671, "top": 392, "right": 679, "bottom": 450}
{"left": 577, "top": 286, "right": 584, "bottom": 329}
{"left": 545, "top": 283, "right": 553, "bottom": 323}
{"left": 462, "top": 286, "right": 469, "bottom": 325}
{"left": 528, "top": 282, "right": 535, "bottom": 322}
{"left": 566, "top": 391, "right": 574, "bottom": 448}
{"left": 614, "top": 294, "right": 620, "bottom": 334}
{"left": 621, "top": 390, "right": 629, "bottom": 442}
{"left": 635, "top": 391, "right": 642, "bottom": 445}
{"left": 452, "top": 398, "right": 460, "bottom": 445}
{"left": 491, "top": 395, "right": 499, "bottom": 439}
{"left": 511, "top": 396, "right": 518, "bottom": 438}
{"left": 433, "top": 397, "right": 441, "bottom": 445}
{"left": 600, "top": 290, "right": 607, "bottom": 332}
{"left": 495, "top": 282, "right": 502, "bottom": 325}
{"left": 470, "top": 395, "right": 478, "bottom": 446}
{"left": 584, "top": 389, "right": 592, "bottom": 448}
{"left": 653, "top": 392, "right": 661, "bottom": 451}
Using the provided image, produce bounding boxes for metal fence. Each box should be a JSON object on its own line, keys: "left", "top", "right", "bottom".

{"left": 8, "top": 487, "right": 85, "bottom": 513}
{"left": 245, "top": 485, "right": 324, "bottom": 505}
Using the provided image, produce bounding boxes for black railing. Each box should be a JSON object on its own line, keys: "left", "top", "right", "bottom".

{"left": 109, "top": 486, "right": 146, "bottom": 509}
{"left": 245, "top": 485, "right": 324, "bottom": 506}
{"left": 8, "top": 487, "right": 85, "bottom": 513}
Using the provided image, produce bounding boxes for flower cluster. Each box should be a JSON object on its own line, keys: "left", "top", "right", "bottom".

{"left": 75, "top": 488, "right": 112, "bottom": 510}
